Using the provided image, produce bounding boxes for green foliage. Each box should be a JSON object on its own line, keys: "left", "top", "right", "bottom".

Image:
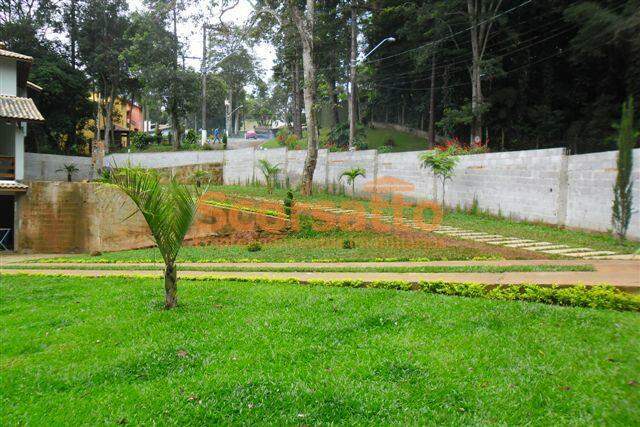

{"left": 342, "top": 239, "right": 356, "bottom": 249}
{"left": 327, "top": 122, "right": 365, "bottom": 150}
{"left": 612, "top": 97, "right": 636, "bottom": 240}
{"left": 100, "top": 166, "right": 203, "bottom": 307}
{"left": 56, "top": 163, "right": 80, "bottom": 182}
{"left": 246, "top": 242, "right": 262, "bottom": 252}
{"left": 191, "top": 170, "right": 211, "bottom": 188}
{"left": 130, "top": 131, "right": 154, "bottom": 150}
{"left": 339, "top": 167, "right": 366, "bottom": 197}
{"left": 283, "top": 190, "right": 295, "bottom": 220}
{"left": 257, "top": 159, "right": 281, "bottom": 194}
{"left": 222, "top": 134, "right": 228, "bottom": 149}
{"left": 420, "top": 147, "right": 459, "bottom": 207}
{"left": 183, "top": 129, "right": 198, "bottom": 146}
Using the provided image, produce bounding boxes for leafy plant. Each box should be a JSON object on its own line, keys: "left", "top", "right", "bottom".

{"left": 130, "top": 131, "right": 154, "bottom": 151}
{"left": 183, "top": 129, "right": 199, "bottom": 145}
{"left": 612, "top": 97, "right": 636, "bottom": 240}
{"left": 327, "top": 122, "right": 364, "bottom": 149}
{"left": 257, "top": 159, "right": 281, "bottom": 194}
{"left": 222, "top": 134, "right": 228, "bottom": 150}
{"left": 342, "top": 239, "right": 355, "bottom": 249}
{"left": 420, "top": 147, "right": 459, "bottom": 208}
{"left": 247, "top": 242, "right": 262, "bottom": 252}
{"left": 100, "top": 166, "right": 204, "bottom": 308}
{"left": 283, "top": 190, "right": 295, "bottom": 220}
{"left": 340, "top": 167, "right": 366, "bottom": 197}
{"left": 56, "top": 163, "right": 80, "bottom": 182}
{"left": 191, "top": 169, "right": 211, "bottom": 188}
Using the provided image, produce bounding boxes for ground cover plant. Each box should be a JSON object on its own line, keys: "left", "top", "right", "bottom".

{"left": 5, "top": 264, "right": 595, "bottom": 274}
{"left": 30, "top": 229, "right": 549, "bottom": 263}
{"left": 212, "top": 185, "right": 640, "bottom": 254}
{"left": 1, "top": 275, "right": 638, "bottom": 425}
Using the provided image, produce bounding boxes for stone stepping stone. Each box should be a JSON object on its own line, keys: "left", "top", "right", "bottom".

{"left": 564, "top": 250, "right": 618, "bottom": 257}
{"left": 451, "top": 233, "right": 491, "bottom": 238}
{"left": 486, "top": 239, "right": 533, "bottom": 245}
{"left": 585, "top": 253, "right": 633, "bottom": 260}
{"left": 470, "top": 235, "right": 506, "bottom": 241}
{"left": 528, "top": 245, "right": 569, "bottom": 251}
{"left": 541, "top": 247, "right": 593, "bottom": 254}
{"left": 505, "top": 241, "right": 553, "bottom": 248}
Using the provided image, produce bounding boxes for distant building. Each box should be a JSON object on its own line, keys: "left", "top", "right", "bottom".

{"left": 83, "top": 94, "right": 144, "bottom": 149}
{"left": 0, "top": 43, "right": 45, "bottom": 251}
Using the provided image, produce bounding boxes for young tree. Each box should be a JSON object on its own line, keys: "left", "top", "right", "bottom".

{"left": 102, "top": 167, "right": 204, "bottom": 308}
{"left": 420, "top": 148, "right": 459, "bottom": 209}
{"left": 612, "top": 97, "right": 636, "bottom": 240}
{"left": 257, "top": 159, "right": 281, "bottom": 193}
{"left": 340, "top": 167, "right": 366, "bottom": 197}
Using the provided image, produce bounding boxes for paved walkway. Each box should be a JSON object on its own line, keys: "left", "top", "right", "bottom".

{"left": 2, "top": 258, "right": 638, "bottom": 291}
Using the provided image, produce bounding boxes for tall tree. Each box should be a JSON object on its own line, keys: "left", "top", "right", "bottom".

{"left": 77, "top": 0, "right": 130, "bottom": 167}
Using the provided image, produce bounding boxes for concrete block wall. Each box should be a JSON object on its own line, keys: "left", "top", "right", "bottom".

{"left": 24, "top": 153, "right": 93, "bottom": 181}
{"left": 23, "top": 147, "right": 640, "bottom": 239}
{"left": 566, "top": 150, "right": 640, "bottom": 239}
{"left": 445, "top": 148, "right": 567, "bottom": 223}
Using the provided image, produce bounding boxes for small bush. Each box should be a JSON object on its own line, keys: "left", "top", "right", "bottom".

{"left": 130, "top": 131, "right": 153, "bottom": 150}
{"left": 202, "top": 143, "right": 213, "bottom": 150}
{"left": 246, "top": 242, "right": 262, "bottom": 252}
{"left": 342, "top": 239, "right": 356, "bottom": 249}
{"left": 183, "top": 129, "right": 198, "bottom": 145}
{"left": 283, "top": 190, "right": 294, "bottom": 219}
{"left": 384, "top": 138, "right": 396, "bottom": 147}
{"left": 378, "top": 145, "right": 392, "bottom": 154}
{"left": 222, "top": 134, "right": 228, "bottom": 149}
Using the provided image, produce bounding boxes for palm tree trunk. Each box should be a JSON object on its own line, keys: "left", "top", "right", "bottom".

{"left": 164, "top": 262, "right": 178, "bottom": 308}
{"left": 352, "top": 181, "right": 355, "bottom": 197}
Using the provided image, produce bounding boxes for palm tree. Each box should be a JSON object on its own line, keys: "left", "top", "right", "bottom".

{"left": 257, "top": 159, "right": 281, "bottom": 193}
{"left": 57, "top": 163, "right": 80, "bottom": 182}
{"left": 340, "top": 167, "right": 366, "bottom": 197}
{"left": 101, "top": 167, "right": 203, "bottom": 308}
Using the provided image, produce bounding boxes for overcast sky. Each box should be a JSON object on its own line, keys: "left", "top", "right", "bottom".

{"left": 128, "top": 0, "right": 276, "bottom": 83}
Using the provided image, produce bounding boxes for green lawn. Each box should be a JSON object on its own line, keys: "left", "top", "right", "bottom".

{"left": 212, "top": 184, "right": 640, "bottom": 254}
{"left": 1, "top": 275, "right": 638, "bottom": 424}
{"left": 260, "top": 127, "right": 425, "bottom": 153}
{"left": 6, "top": 264, "right": 595, "bottom": 273}
{"left": 363, "top": 127, "right": 427, "bottom": 152}
{"left": 31, "top": 230, "right": 523, "bottom": 263}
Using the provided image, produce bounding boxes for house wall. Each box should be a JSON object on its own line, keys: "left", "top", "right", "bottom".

{"left": 0, "top": 57, "right": 17, "bottom": 96}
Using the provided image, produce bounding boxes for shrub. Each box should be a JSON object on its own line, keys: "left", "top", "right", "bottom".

{"left": 130, "top": 131, "right": 153, "bottom": 150}
{"left": 612, "top": 96, "right": 636, "bottom": 240}
{"left": 247, "top": 242, "right": 262, "bottom": 252}
{"left": 342, "top": 239, "right": 356, "bottom": 249}
{"left": 384, "top": 138, "right": 396, "bottom": 147}
{"left": 183, "top": 129, "right": 198, "bottom": 145}
{"left": 436, "top": 136, "right": 489, "bottom": 155}
{"left": 283, "top": 190, "right": 295, "bottom": 220}
{"left": 222, "top": 134, "right": 228, "bottom": 150}
{"left": 327, "top": 122, "right": 365, "bottom": 149}
{"left": 378, "top": 145, "right": 392, "bottom": 154}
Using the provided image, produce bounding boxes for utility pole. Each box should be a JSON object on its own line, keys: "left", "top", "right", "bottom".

{"left": 201, "top": 24, "right": 207, "bottom": 145}
{"left": 348, "top": 3, "right": 357, "bottom": 150}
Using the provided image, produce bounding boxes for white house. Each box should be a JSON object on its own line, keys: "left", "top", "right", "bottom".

{"left": 0, "top": 43, "right": 44, "bottom": 251}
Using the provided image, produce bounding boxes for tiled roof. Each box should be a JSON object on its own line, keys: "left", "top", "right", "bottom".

{"left": 0, "top": 48, "right": 32, "bottom": 62}
{"left": 0, "top": 95, "right": 44, "bottom": 122}
{"left": 0, "top": 181, "right": 29, "bottom": 192}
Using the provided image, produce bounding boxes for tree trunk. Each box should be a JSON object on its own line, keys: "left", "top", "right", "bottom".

{"left": 171, "top": 4, "right": 180, "bottom": 149}
{"left": 225, "top": 87, "right": 233, "bottom": 136}
{"left": 164, "top": 262, "right": 178, "bottom": 309}
{"left": 348, "top": 3, "right": 357, "bottom": 149}
{"left": 104, "top": 91, "right": 114, "bottom": 154}
{"left": 327, "top": 50, "right": 340, "bottom": 128}
{"left": 290, "top": 0, "right": 319, "bottom": 196}
{"left": 171, "top": 109, "right": 180, "bottom": 149}
{"left": 428, "top": 52, "right": 437, "bottom": 148}
{"left": 292, "top": 60, "right": 303, "bottom": 138}
{"left": 234, "top": 108, "right": 241, "bottom": 135}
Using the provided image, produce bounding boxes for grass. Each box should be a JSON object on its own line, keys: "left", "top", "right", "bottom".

{"left": 29, "top": 230, "right": 516, "bottom": 263}
{"left": 5, "top": 264, "right": 596, "bottom": 273}
{"left": 211, "top": 185, "right": 640, "bottom": 254}
{"left": 363, "top": 127, "right": 427, "bottom": 152}
{"left": 1, "top": 275, "right": 639, "bottom": 424}
{"left": 260, "top": 127, "right": 425, "bottom": 153}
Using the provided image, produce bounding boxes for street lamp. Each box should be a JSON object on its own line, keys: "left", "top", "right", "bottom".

{"left": 348, "top": 36, "right": 395, "bottom": 150}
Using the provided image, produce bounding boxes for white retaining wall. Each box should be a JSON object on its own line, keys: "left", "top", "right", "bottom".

{"left": 24, "top": 147, "right": 640, "bottom": 239}
{"left": 24, "top": 153, "right": 93, "bottom": 181}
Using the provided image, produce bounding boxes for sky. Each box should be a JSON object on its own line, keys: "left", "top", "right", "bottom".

{"left": 128, "top": 0, "right": 276, "bottom": 82}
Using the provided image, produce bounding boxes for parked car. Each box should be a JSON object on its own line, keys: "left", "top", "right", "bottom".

{"left": 245, "top": 130, "right": 257, "bottom": 139}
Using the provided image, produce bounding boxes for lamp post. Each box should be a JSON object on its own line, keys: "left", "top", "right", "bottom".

{"left": 348, "top": 36, "right": 395, "bottom": 150}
